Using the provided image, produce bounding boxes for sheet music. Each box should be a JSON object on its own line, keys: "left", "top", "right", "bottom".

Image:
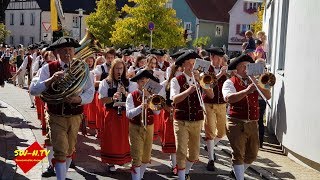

{"left": 143, "top": 79, "right": 163, "bottom": 94}
{"left": 193, "top": 58, "right": 211, "bottom": 73}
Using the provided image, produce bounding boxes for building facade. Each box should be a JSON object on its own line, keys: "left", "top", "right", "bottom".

{"left": 4, "top": 0, "right": 95, "bottom": 47}
{"left": 172, "top": 0, "right": 236, "bottom": 48}
{"left": 264, "top": 0, "right": 320, "bottom": 171}
{"left": 228, "top": 0, "right": 262, "bottom": 53}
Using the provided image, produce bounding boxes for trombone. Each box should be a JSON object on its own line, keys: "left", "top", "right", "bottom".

{"left": 141, "top": 86, "right": 165, "bottom": 129}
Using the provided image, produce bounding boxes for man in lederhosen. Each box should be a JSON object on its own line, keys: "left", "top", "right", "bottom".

{"left": 203, "top": 47, "right": 228, "bottom": 171}
{"left": 170, "top": 50, "right": 214, "bottom": 180}
{"left": 222, "top": 55, "right": 271, "bottom": 180}
{"left": 30, "top": 37, "right": 94, "bottom": 180}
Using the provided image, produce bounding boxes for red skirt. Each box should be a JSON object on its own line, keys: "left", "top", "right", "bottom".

{"left": 153, "top": 113, "right": 162, "bottom": 141}
{"left": 160, "top": 109, "right": 176, "bottom": 153}
{"left": 100, "top": 108, "right": 131, "bottom": 165}
{"left": 86, "top": 93, "right": 98, "bottom": 129}
{"left": 35, "top": 96, "right": 46, "bottom": 136}
{"left": 95, "top": 93, "right": 104, "bottom": 131}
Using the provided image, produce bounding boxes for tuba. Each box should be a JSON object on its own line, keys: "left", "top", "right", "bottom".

{"left": 40, "top": 31, "right": 101, "bottom": 104}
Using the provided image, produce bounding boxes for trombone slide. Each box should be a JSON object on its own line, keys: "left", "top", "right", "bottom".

{"left": 247, "top": 76, "right": 271, "bottom": 108}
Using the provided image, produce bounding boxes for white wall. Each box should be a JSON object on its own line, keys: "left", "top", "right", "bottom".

{"left": 265, "top": 0, "right": 320, "bottom": 167}
{"left": 228, "top": 0, "right": 258, "bottom": 52}
{"left": 5, "top": 9, "right": 42, "bottom": 46}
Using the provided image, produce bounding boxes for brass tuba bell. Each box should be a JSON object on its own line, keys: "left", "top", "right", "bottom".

{"left": 74, "top": 30, "right": 102, "bottom": 60}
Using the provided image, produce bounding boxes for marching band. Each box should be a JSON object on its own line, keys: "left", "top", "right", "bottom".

{"left": 0, "top": 31, "right": 273, "bottom": 180}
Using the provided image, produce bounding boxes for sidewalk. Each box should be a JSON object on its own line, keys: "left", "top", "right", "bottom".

{"left": 0, "top": 83, "right": 319, "bottom": 180}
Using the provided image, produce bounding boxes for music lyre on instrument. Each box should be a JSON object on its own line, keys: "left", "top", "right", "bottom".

{"left": 192, "top": 58, "right": 216, "bottom": 115}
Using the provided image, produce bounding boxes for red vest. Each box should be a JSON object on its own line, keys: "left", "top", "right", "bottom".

{"left": 173, "top": 75, "right": 203, "bottom": 121}
{"left": 46, "top": 61, "right": 84, "bottom": 115}
{"left": 228, "top": 76, "right": 259, "bottom": 120}
{"left": 203, "top": 65, "right": 226, "bottom": 104}
{"left": 157, "top": 61, "right": 170, "bottom": 72}
{"left": 130, "top": 90, "right": 154, "bottom": 125}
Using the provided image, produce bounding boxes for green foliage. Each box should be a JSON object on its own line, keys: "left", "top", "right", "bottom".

{"left": 252, "top": 1, "right": 265, "bottom": 33}
{"left": 111, "top": 0, "right": 185, "bottom": 49}
{"left": 0, "top": 23, "right": 10, "bottom": 43}
{"left": 192, "top": 36, "right": 211, "bottom": 48}
{"left": 85, "top": 0, "right": 118, "bottom": 46}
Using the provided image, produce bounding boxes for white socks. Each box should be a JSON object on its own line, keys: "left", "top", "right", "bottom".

{"left": 140, "top": 163, "right": 147, "bottom": 179}
{"left": 207, "top": 140, "right": 215, "bottom": 161}
{"left": 178, "top": 169, "right": 186, "bottom": 180}
{"left": 47, "top": 146, "right": 53, "bottom": 166}
{"left": 131, "top": 167, "right": 140, "bottom": 180}
{"left": 55, "top": 162, "right": 66, "bottom": 180}
{"left": 66, "top": 157, "right": 72, "bottom": 172}
{"left": 233, "top": 164, "right": 244, "bottom": 180}
{"left": 170, "top": 153, "right": 177, "bottom": 167}
{"left": 185, "top": 161, "right": 193, "bottom": 174}
{"left": 214, "top": 137, "right": 221, "bottom": 146}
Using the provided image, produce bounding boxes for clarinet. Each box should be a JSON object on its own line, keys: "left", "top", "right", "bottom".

{"left": 117, "top": 80, "right": 124, "bottom": 116}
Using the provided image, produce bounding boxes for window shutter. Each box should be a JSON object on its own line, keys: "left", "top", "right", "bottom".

{"left": 243, "top": 2, "right": 248, "bottom": 11}
{"left": 236, "top": 24, "right": 240, "bottom": 34}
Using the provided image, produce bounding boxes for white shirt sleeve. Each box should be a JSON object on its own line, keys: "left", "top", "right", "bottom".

{"left": 94, "top": 65, "right": 102, "bottom": 77}
{"left": 222, "top": 79, "right": 237, "bottom": 101}
{"left": 170, "top": 77, "right": 180, "bottom": 100}
{"left": 79, "top": 74, "right": 95, "bottom": 105}
{"left": 126, "top": 93, "right": 142, "bottom": 119}
{"left": 166, "top": 66, "right": 171, "bottom": 80}
{"left": 128, "top": 81, "right": 138, "bottom": 93}
{"left": 32, "top": 58, "right": 40, "bottom": 74}
{"left": 29, "top": 64, "right": 50, "bottom": 96}
{"left": 19, "top": 56, "right": 29, "bottom": 71}
{"left": 159, "top": 80, "right": 167, "bottom": 98}
{"left": 98, "top": 79, "right": 109, "bottom": 99}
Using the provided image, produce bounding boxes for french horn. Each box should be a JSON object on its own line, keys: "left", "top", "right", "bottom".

{"left": 41, "top": 30, "right": 101, "bottom": 104}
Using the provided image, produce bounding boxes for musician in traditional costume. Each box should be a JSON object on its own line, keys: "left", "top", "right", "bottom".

{"left": 203, "top": 47, "right": 228, "bottom": 171}
{"left": 222, "top": 55, "right": 271, "bottom": 180}
{"left": 127, "top": 55, "right": 146, "bottom": 78}
{"left": 99, "top": 58, "right": 136, "bottom": 172}
{"left": 30, "top": 37, "right": 94, "bottom": 180}
{"left": 159, "top": 64, "right": 183, "bottom": 175}
{"left": 126, "top": 69, "right": 160, "bottom": 180}
{"left": 0, "top": 48, "right": 12, "bottom": 81}
{"left": 170, "top": 50, "right": 214, "bottom": 180}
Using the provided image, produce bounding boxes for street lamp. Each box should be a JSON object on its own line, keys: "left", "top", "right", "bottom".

{"left": 76, "top": 8, "right": 85, "bottom": 40}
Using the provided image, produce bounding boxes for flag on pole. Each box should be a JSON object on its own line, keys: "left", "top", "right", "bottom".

{"left": 51, "top": 0, "right": 59, "bottom": 31}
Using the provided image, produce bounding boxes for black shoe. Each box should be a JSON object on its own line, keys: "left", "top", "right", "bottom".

{"left": 206, "top": 160, "right": 216, "bottom": 171}
{"left": 70, "top": 161, "right": 76, "bottom": 168}
{"left": 204, "top": 145, "right": 208, "bottom": 151}
{"left": 230, "top": 170, "right": 235, "bottom": 178}
{"left": 185, "top": 174, "right": 191, "bottom": 180}
{"left": 30, "top": 104, "right": 35, "bottom": 108}
{"left": 42, "top": 165, "right": 56, "bottom": 177}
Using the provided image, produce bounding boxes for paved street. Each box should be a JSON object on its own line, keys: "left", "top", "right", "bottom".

{"left": 0, "top": 83, "right": 319, "bottom": 180}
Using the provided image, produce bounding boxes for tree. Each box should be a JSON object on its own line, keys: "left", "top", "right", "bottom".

{"left": 251, "top": 2, "right": 265, "bottom": 33}
{"left": 192, "top": 36, "right": 211, "bottom": 48}
{"left": 111, "top": 0, "right": 185, "bottom": 49}
{"left": 0, "top": 23, "right": 10, "bottom": 43}
{"left": 85, "top": 0, "right": 118, "bottom": 46}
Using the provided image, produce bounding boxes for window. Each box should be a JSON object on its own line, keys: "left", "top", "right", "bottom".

{"left": 20, "top": 13, "right": 24, "bottom": 25}
{"left": 72, "top": 16, "right": 79, "bottom": 28}
{"left": 248, "top": 2, "right": 258, "bottom": 10}
{"left": 30, "top": 13, "right": 35, "bottom": 26}
{"left": 215, "top": 25, "right": 223, "bottom": 37}
{"left": 166, "top": 0, "right": 173, "bottom": 8}
{"left": 10, "top": 13, "right": 14, "bottom": 25}
{"left": 236, "top": 24, "right": 252, "bottom": 36}
{"left": 9, "top": 36, "right": 14, "bottom": 45}
{"left": 29, "top": 37, "right": 34, "bottom": 45}
{"left": 20, "top": 36, "right": 24, "bottom": 45}
{"left": 184, "top": 22, "right": 191, "bottom": 31}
